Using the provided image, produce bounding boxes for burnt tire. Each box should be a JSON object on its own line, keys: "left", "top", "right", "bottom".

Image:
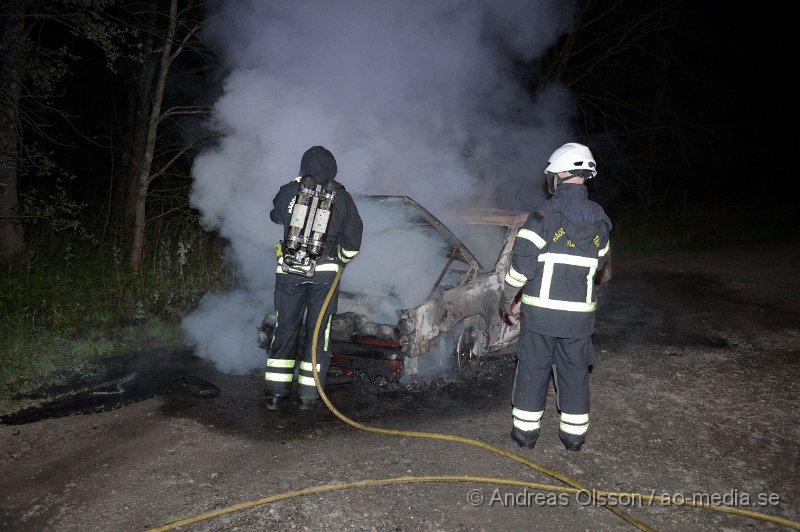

{"left": 454, "top": 324, "right": 485, "bottom": 379}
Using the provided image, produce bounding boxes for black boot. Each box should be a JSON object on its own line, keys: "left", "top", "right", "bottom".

{"left": 265, "top": 394, "right": 285, "bottom": 411}
{"left": 298, "top": 397, "right": 320, "bottom": 410}
{"left": 510, "top": 427, "right": 539, "bottom": 449}
{"left": 559, "top": 431, "right": 585, "bottom": 451}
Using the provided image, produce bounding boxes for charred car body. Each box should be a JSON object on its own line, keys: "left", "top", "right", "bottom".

{"left": 259, "top": 195, "right": 609, "bottom": 382}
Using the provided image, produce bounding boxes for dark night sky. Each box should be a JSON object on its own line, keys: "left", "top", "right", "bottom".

{"left": 697, "top": 5, "right": 788, "bottom": 179}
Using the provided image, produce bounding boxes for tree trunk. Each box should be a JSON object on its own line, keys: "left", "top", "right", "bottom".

{"left": 112, "top": 0, "right": 159, "bottom": 226}
{"left": 130, "top": 0, "right": 178, "bottom": 271}
{"left": 0, "top": 12, "right": 24, "bottom": 259}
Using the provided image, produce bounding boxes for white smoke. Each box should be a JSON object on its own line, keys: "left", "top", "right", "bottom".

{"left": 338, "top": 198, "right": 450, "bottom": 323}
{"left": 182, "top": 0, "right": 577, "bottom": 373}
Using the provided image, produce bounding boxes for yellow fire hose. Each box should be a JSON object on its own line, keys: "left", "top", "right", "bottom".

{"left": 150, "top": 269, "right": 800, "bottom": 531}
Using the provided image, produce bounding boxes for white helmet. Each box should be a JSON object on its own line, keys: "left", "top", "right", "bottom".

{"left": 545, "top": 142, "right": 597, "bottom": 178}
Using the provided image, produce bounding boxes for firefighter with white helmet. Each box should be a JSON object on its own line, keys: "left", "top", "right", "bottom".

{"left": 264, "top": 146, "right": 363, "bottom": 411}
{"left": 499, "top": 141, "right": 611, "bottom": 451}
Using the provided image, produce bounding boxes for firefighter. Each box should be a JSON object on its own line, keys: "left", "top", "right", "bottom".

{"left": 265, "top": 145, "right": 363, "bottom": 411}
{"left": 499, "top": 142, "right": 611, "bottom": 451}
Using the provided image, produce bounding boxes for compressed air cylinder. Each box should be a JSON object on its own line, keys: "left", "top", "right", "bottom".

{"left": 285, "top": 175, "right": 317, "bottom": 252}
{"left": 307, "top": 179, "right": 339, "bottom": 257}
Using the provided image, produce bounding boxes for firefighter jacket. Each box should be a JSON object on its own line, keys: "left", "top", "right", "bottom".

{"left": 504, "top": 184, "right": 611, "bottom": 338}
{"left": 269, "top": 147, "right": 363, "bottom": 271}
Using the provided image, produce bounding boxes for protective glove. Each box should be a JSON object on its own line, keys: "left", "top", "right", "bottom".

{"left": 499, "top": 293, "right": 515, "bottom": 317}
{"left": 499, "top": 283, "right": 520, "bottom": 320}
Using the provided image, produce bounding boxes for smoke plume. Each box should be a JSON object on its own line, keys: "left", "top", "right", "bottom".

{"left": 182, "top": 0, "right": 577, "bottom": 374}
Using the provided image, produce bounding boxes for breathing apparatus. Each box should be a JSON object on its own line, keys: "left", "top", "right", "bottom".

{"left": 281, "top": 175, "right": 339, "bottom": 277}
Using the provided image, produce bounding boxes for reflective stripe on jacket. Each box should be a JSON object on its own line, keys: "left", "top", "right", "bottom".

{"left": 506, "top": 185, "right": 611, "bottom": 338}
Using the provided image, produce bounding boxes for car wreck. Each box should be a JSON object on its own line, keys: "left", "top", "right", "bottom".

{"left": 259, "top": 195, "right": 609, "bottom": 383}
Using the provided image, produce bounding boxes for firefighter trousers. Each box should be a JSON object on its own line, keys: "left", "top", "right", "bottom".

{"left": 511, "top": 328, "right": 593, "bottom": 437}
{"left": 264, "top": 269, "right": 339, "bottom": 400}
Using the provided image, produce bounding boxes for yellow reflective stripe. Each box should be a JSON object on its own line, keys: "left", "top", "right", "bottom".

{"left": 532, "top": 252, "right": 599, "bottom": 311}
{"left": 299, "top": 361, "right": 321, "bottom": 372}
{"left": 512, "top": 407, "right": 543, "bottom": 421}
{"left": 560, "top": 422, "right": 588, "bottom": 435}
{"left": 277, "top": 254, "right": 344, "bottom": 272}
{"left": 338, "top": 247, "right": 359, "bottom": 264}
{"left": 561, "top": 412, "right": 589, "bottom": 424}
{"left": 512, "top": 408, "right": 544, "bottom": 432}
{"left": 504, "top": 273, "right": 525, "bottom": 288}
{"left": 508, "top": 264, "right": 527, "bottom": 283}
{"left": 540, "top": 254, "right": 555, "bottom": 301}
{"left": 585, "top": 265, "right": 597, "bottom": 304}
{"left": 521, "top": 294, "right": 596, "bottom": 312}
{"left": 560, "top": 413, "right": 589, "bottom": 435}
{"left": 267, "top": 359, "right": 295, "bottom": 368}
{"left": 508, "top": 265, "right": 527, "bottom": 282}
{"left": 278, "top": 262, "right": 339, "bottom": 272}
{"left": 513, "top": 419, "right": 540, "bottom": 431}
{"left": 538, "top": 252, "right": 598, "bottom": 268}
{"left": 265, "top": 372, "right": 294, "bottom": 382}
{"left": 598, "top": 241, "right": 610, "bottom": 257}
{"left": 516, "top": 228, "right": 546, "bottom": 249}
{"left": 298, "top": 375, "right": 317, "bottom": 386}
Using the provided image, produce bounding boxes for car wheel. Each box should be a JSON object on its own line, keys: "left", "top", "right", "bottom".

{"left": 454, "top": 324, "right": 485, "bottom": 379}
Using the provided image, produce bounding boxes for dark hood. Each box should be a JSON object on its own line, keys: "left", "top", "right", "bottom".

{"left": 549, "top": 183, "right": 612, "bottom": 251}
{"left": 551, "top": 184, "right": 612, "bottom": 228}
{"left": 299, "top": 145, "right": 338, "bottom": 181}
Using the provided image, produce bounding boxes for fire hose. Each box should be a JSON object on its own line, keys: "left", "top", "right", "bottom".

{"left": 150, "top": 268, "right": 800, "bottom": 531}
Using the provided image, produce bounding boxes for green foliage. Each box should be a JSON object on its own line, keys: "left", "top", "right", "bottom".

{"left": 57, "top": 0, "right": 132, "bottom": 66}
{"left": 14, "top": 40, "right": 73, "bottom": 96}
{"left": 3, "top": 1, "right": 130, "bottom": 98}
{"left": 19, "top": 177, "right": 96, "bottom": 242}
{"left": 608, "top": 203, "right": 799, "bottom": 257}
{"left": 0, "top": 221, "right": 227, "bottom": 400}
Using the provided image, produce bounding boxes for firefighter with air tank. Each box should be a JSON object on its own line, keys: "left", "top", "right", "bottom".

{"left": 264, "top": 146, "right": 363, "bottom": 411}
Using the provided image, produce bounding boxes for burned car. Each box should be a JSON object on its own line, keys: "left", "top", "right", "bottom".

{"left": 259, "top": 195, "right": 528, "bottom": 382}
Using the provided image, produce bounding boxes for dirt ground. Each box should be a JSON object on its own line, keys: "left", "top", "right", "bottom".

{"left": 1, "top": 241, "right": 799, "bottom": 532}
